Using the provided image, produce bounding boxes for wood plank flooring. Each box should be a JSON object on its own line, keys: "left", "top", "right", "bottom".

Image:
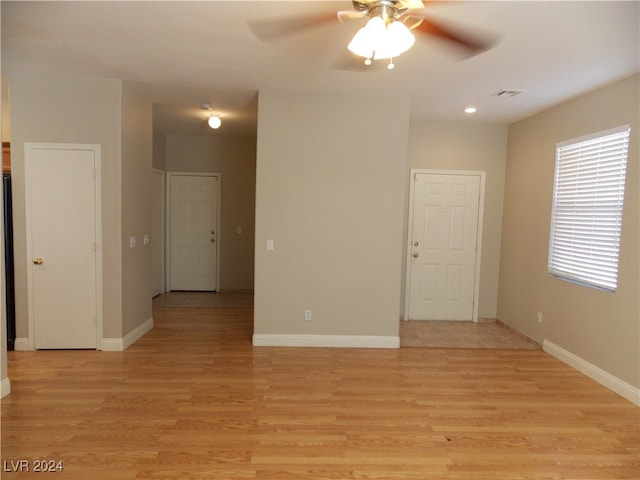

{"left": 2, "top": 293, "right": 638, "bottom": 479}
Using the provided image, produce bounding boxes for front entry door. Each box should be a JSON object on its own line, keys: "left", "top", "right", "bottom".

{"left": 26, "top": 143, "right": 100, "bottom": 349}
{"left": 407, "top": 171, "right": 483, "bottom": 321}
{"left": 169, "top": 174, "right": 219, "bottom": 291}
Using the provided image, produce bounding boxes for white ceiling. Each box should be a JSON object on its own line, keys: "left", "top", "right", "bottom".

{"left": 2, "top": 1, "right": 639, "bottom": 136}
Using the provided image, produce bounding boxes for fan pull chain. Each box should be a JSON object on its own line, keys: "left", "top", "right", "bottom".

{"left": 388, "top": 57, "right": 395, "bottom": 69}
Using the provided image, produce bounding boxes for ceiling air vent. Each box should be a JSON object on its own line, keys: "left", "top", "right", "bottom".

{"left": 493, "top": 89, "right": 524, "bottom": 97}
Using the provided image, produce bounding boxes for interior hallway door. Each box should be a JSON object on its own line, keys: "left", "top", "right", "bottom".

{"left": 168, "top": 174, "right": 219, "bottom": 291}
{"left": 26, "top": 143, "right": 101, "bottom": 349}
{"left": 407, "top": 171, "right": 483, "bottom": 321}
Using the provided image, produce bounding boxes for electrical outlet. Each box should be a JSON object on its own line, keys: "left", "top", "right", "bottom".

{"left": 304, "top": 309, "right": 312, "bottom": 321}
{"left": 537, "top": 312, "right": 543, "bottom": 324}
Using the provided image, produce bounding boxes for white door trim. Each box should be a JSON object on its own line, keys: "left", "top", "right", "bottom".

{"left": 404, "top": 169, "right": 485, "bottom": 323}
{"left": 165, "top": 172, "right": 221, "bottom": 292}
{"left": 24, "top": 142, "right": 103, "bottom": 350}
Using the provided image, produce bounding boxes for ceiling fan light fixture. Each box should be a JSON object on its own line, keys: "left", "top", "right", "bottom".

{"left": 377, "top": 20, "right": 415, "bottom": 59}
{"left": 348, "top": 16, "right": 385, "bottom": 59}
{"left": 348, "top": 16, "right": 415, "bottom": 63}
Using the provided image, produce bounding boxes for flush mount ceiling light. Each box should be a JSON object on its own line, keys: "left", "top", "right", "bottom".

{"left": 201, "top": 103, "right": 222, "bottom": 129}
{"left": 463, "top": 106, "right": 477, "bottom": 114}
{"left": 207, "top": 115, "right": 222, "bottom": 129}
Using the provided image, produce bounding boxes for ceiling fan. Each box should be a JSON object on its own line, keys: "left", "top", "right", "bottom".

{"left": 249, "top": 0, "right": 494, "bottom": 70}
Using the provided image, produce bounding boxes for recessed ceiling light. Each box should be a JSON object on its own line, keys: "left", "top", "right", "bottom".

{"left": 464, "top": 106, "right": 477, "bottom": 114}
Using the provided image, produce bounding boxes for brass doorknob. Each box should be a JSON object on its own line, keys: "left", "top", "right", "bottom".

{"left": 33, "top": 258, "right": 44, "bottom": 265}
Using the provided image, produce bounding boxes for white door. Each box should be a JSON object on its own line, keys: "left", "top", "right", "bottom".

{"left": 151, "top": 169, "right": 165, "bottom": 297}
{"left": 407, "top": 172, "right": 482, "bottom": 321}
{"left": 169, "top": 174, "right": 218, "bottom": 291}
{"left": 26, "top": 143, "right": 100, "bottom": 349}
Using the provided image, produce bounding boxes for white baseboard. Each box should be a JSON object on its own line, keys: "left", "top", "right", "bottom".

{"left": 1, "top": 377, "right": 11, "bottom": 398}
{"left": 14, "top": 338, "right": 30, "bottom": 351}
{"left": 101, "top": 317, "right": 153, "bottom": 351}
{"left": 100, "top": 338, "right": 124, "bottom": 351}
{"left": 252, "top": 334, "right": 400, "bottom": 349}
{"left": 122, "top": 317, "right": 154, "bottom": 350}
{"left": 543, "top": 340, "right": 640, "bottom": 406}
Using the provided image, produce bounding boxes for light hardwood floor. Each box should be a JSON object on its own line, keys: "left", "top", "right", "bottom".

{"left": 2, "top": 293, "right": 638, "bottom": 479}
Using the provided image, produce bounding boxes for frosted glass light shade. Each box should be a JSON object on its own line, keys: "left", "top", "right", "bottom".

{"left": 208, "top": 115, "right": 221, "bottom": 129}
{"left": 348, "top": 17, "right": 385, "bottom": 59}
{"left": 348, "top": 17, "right": 415, "bottom": 60}
{"left": 378, "top": 20, "right": 415, "bottom": 59}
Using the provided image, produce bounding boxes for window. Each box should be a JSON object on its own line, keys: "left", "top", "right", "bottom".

{"left": 548, "top": 125, "right": 630, "bottom": 292}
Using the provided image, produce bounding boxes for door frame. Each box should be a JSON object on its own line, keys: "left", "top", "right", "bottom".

{"left": 165, "top": 172, "right": 221, "bottom": 292}
{"left": 24, "top": 142, "right": 103, "bottom": 350}
{"left": 404, "top": 169, "right": 485, "bottom": 323}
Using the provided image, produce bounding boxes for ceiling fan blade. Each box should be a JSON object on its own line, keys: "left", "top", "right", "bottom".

{"left": 248, "top": 12, "right": 338, "bottom": 42}
{"left": 337, "top": 10, "right": 367, "bottom": 23}
{"left": 407, "top": 14, "right": 495, "bottom": 57}
{"left": 403, "top": 0, "right": 427, "bottom": 9}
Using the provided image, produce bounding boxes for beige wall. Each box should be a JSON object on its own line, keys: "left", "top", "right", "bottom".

{"left": 121, "top": 82, "right": 153, "bottom": 336}
{"left": 254, "top": 90, "right": 410, "bottom": 338}
{"left": 7, "top": 73, "right": 155, "bottom": 343}
{"left": 2, "top": 77, "right": 10, "bottom": 142}
{"left": 498, "top": 74, "right": 639, "bottom": 387}
{"left": 406, "top": 121, "right": 508, "bottom": 318}
{"left": 8, "top": 73, "right": 124, "bottom": 339}
{"left": 165, "top": 133, "right": 256, "bottom": 290}
{"left": 152, "top": 129, "right": 166, "bottom": 171}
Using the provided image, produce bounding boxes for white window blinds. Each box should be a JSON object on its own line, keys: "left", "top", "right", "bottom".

{"left": 548, "top": 125, "right": 630, "bottom": 292}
